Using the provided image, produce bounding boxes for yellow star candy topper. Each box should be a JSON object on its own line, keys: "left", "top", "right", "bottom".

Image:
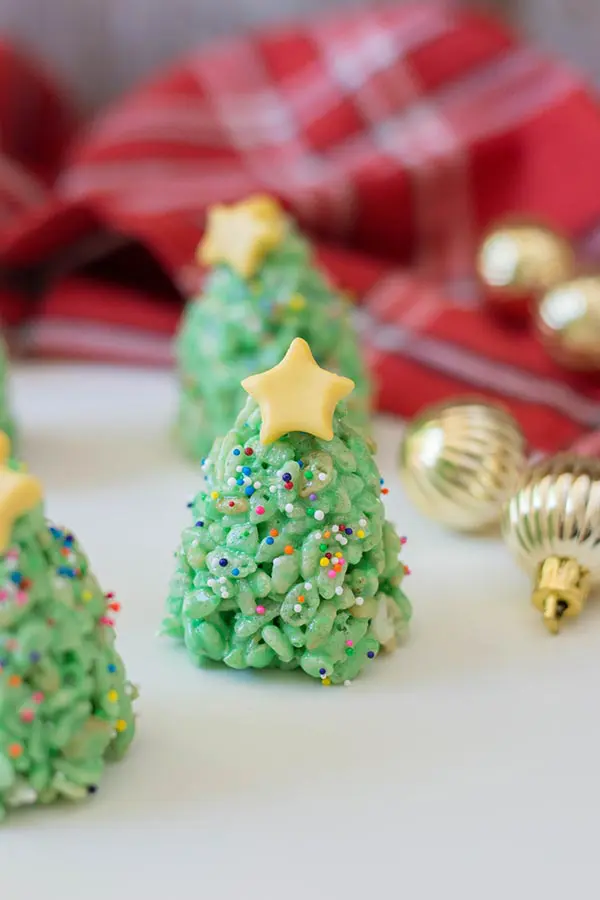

{"left": 197, "top": 194, "right": 286, "bottom": 279}
{"left": 0, "top": 433, "right": 43, "bottom": 551}
{"left": 242, "top": 338, "right": 355, "bottom": 444}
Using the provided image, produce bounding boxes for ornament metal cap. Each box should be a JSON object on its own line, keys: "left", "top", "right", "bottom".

{"left": 531, "top": 556, "right": 590, "bottom": 634}
{"left": 502, "top": 454, "right": 600, "bottom": 633}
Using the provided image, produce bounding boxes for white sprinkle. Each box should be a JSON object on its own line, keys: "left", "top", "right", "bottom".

{"left": 219, "top": 576, "right": 227, "bottom": 584}
{"left": 236, "top": 466, "right": 242, "bottom": 473}
{"left": 285, "top": 503, "right": 294, "bottom": 514}
{"left": 335, "top": 534, "right": 344, "bottom": 544}
{"left": 227, "top": 477, "right": 236, "bottom": 487}
{"left": 314, "top": 510, "right": 325, "bottom": 521}
{"left": 314, "top": 532, "right": 322, "bottom": 540}
{"left": 294, "top": 604, "right": 302, "bottom": 613}
{"left": 304, "top": 582, "right": 312, "bottom": 590}
{"left": 359, "top": 518, "right": 367, "bottom": 527}
{"left": 244, "top": 476, "right": 252, "bottom": 485}
{"left": 254, "top": 481, "right": 261, "bottom": 489}
{"left": 221, "top": 591, "right": 229, "bottom": 599}
{"left": 344, "top": 680, "right": 352, "bottom": 687}
{"left": 335, "top": 586, "right": 343, "bottom": 596}
{"left": 207, "top": 579, "right": 215, "bottom": 588}
{"left": 339, "top": 536, "right": 348, "bottom": 546}
{"left": 332, "top": 525, "right": 339, "bottom": 533}
{"left": 273, "top": 558, "right": 280, "bottom": 566}
{"left": 318, "top": 473, "right": 327, "bottom": 481}
{"left": 269, "top": 485, "right": 277, "bottom": 494}
{"left": 355, "top": 596, "right": 364, "bottom": 606}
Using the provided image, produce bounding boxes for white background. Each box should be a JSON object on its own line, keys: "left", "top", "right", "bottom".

{"left": 4, "top": 362, "right": 600, "bottom": 898}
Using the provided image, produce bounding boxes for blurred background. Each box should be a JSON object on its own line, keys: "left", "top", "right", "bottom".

{"left": 0, "top": 0, "right": 597, "bottom": 111}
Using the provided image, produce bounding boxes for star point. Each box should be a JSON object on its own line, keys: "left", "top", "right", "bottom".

{"left": 242, "top": 338, "right": 355, "bottom": 444}
{"left": 197, "top": 194, "right": 286, "bottom": 278}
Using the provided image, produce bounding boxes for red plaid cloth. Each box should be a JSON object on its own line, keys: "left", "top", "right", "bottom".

{"left": 2, "top": 3, "right": 600, "bottom": 452}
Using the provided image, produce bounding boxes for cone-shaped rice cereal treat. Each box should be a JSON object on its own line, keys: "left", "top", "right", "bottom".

{"left": 0, "top": 337, "right": 15, "bottom": 448}
{"left": 0, "top": 436, "right": 137, "bottom": 820}
{"left": 176, "top": 194, "right": 370, "bottom": 460}
{"left": 163, "top": 339, "right": 410, "bottom": 685}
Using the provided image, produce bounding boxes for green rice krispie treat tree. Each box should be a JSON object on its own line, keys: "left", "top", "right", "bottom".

{"left": 176, "top": 194, "right": 371, "bottom": 460}
{"left": 163, "top": 338, "right": 410, "bottom": 685}
{"left": 0, "top": 338, "right": 15, "bottom": 446}
{"left": 0, "top": 435, "right": 136, "bottom": 820}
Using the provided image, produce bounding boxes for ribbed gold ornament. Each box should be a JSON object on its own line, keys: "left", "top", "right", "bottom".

{"left": 399, "top": 399, "right": 527, "bottom": 532}
{"left": 476, "top": 220, "right": 575, "bottom": 318}
{"left": 536, "top": 275, "right": 600, "bottom": 371}
{"left": 502, "top": 454, "right": 600, "bottom": 633}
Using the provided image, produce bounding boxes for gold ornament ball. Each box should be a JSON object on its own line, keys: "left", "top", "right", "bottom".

{"left": 502, "top": 454, "right": 600, "bottom": 633}
{"left": 476, "top": 220, "right": 575, "bottom": 320}
{"left": 536, "top": 275, "right": 600, "bottom": 371}
{"left": 398, "top": 399, "right": 527, "bottom": 532}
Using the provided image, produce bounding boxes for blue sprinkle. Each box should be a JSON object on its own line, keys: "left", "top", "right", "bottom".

{"left": 245, "top": 486, "right": 255, "bottom": 497}
{"left": 10, "top": 572, "right": 21, "bottom": 584}
{"left": 380, "top": 478, "right": 384, "bottom": 485}
{"left": 231, "top": 568, "right": 240, "bottom": 576}
{"left": 298, "top": 460, "right": 304, "bottom": 468}
{"left": 242, "top": 466, "right": 252, "bottom": 476}
{"left": 0, "top": 659, "right": 6, "bottom": 667}
{"left": 107, "top": 663, "right": 117, "bottom": 673}
{"left": 345, "top": 527, "right": 353, "bottom": 535}
{"left": 367, "top": 650, "right": 375, "bottom": 659}
{"left": 29, "top": 651, "right": 41, "bottom": 663}
{"left": 64, "top": 536, "right": 74, "bottom": 547}
{"left": 233, "top": 448, "right": 241, "bottom": 456}
{"left": 319, "top": 667, "right": 327, "bottom": 675}
{"left": 201, "top": 458, "right": 206, "bottom": 465}
{"left": 57, "top": 566, "right": 76, "bottom": 578}
{"left": 186, "top": 502, "right": 193, "bottom": 508}
{"left": 49, "top": 526, "right": 62, "bottom": 538}
{"left": 219, "top": 558, "right": 228, "bottom": 567}
{"left": 195, "top": 520, "right": 204, "bottom": 528}
{"left": 282, "top": 472, "right": 292, "bottom": 482}
{"left": 236, "top": 478, "right": 244, "bottom": 486}
{"left": 266, "top": 537, "right": 274, "bottom": 545}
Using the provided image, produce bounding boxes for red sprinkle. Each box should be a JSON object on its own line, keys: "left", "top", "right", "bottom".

{"left": 381, "top": 488, "right": 389, "bottom": 495}
{"left": 284, "top": 482, "right": 294, "bottom": 491}
{"left": 244, "top": 448, "right": 254, "bottom": 456}
{"left": 108, "top": 602, "right": 121, "bottom": 612}
{"left": 228, "top": 501, "right": 235, "bottom": 507}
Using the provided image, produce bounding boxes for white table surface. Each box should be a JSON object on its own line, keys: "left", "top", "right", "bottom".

{"left": 4, "top": 362, "right": 600, "bottom": 899}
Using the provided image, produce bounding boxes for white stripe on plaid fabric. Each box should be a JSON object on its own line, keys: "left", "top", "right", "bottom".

{"left": 355, "top": 308, "right": 600, "bottom": 429}
{"left": 290, "top": 5, "right": 450, "bottom": 126}
{"left": 17, "top": 320, "right": 173, "bottom": 366}
{"left": 80, "top": 102, "right": 238, "bottom": 150}
{"left": 60, "top": 159, "right": 256, "bottom": 209}
{"left": 433, "top": 46, "right": 579, "bottom": 145}
{"left": 322, "top": 8, "right": 472, "bottom": 281}
{"left": 187, "top": 40, "right": 299, "bottom": 151}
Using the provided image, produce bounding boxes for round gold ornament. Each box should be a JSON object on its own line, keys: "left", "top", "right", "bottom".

{"left": 502, "top": 454, "right": 600, "bottom": 633}
{"left": 398, "top": 399, "right": 527, "bottom": 532}
{"left": 536, "top": 275, "right": 600, "bottom": 371}
{"left": 476, "top": 220, "right": 575, "bottom": 320}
